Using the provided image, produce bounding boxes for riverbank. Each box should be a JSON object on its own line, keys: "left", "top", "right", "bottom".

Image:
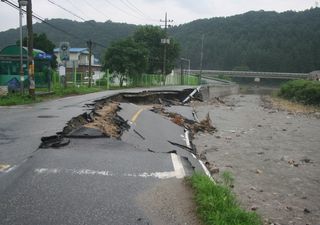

{"left": 194, "top": 94, "right": 320, "bottom": 225}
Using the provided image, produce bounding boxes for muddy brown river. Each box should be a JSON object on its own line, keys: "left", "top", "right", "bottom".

{"left": 194, "top": 94, "right": 320, "bottom": 225}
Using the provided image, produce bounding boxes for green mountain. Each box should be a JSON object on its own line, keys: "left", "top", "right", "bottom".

{"left": 1, "top": 8, "right": 319, "bottom": 73}
{"left": 171, "top": 8, "right": 320, "bottom": 73}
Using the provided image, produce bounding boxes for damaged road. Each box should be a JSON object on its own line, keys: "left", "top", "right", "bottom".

{"left": 0, "top": 87, "right": 214, "bottom": 225}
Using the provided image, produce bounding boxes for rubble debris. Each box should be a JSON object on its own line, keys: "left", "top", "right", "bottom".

{"left": 152, "top": 105, "right": 216, "bottom": 136}
{"left": 182, "top": 86, "right": 201, "bottom": 104}
{"left": 40, "top": 135, "right": 70, "bottom": 148}
{"left": 304, "top": 208, "right": 311, "bottom": 214}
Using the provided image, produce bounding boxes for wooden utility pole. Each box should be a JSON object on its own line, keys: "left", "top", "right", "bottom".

{"left": 87, "top": 40, "right": 93, "bottom": 87}
{"left": 26, "top": 0, "right": 35, "bottom": 97}
{"left": 160, "top": 12, "right": 173, "bottom": 76}
{"left": 199, "top": 34, "right": 205, "bottom": 82}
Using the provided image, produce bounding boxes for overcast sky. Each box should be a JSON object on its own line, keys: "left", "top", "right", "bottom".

{"left": 0, "top": 0, "right": 316, "bottom": 32}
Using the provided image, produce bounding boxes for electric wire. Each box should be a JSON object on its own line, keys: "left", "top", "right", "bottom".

{"left": 102, "top": 0, "right": 146, "bottom": 21}
{"left": 48, "top": 0, "right": 86, "bottom": 21}
{"left": 3, "top": 0, "right": 107, "bottom": 48}
{"left": 124, "top": 0, "right": 158, "bottom": 22}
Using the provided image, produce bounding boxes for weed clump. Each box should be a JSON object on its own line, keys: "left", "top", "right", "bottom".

{"left": 188, "top": 173, "right": 262, "bottom": 225}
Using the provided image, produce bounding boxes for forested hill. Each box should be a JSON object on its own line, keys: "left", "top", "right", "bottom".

{"left": 0, "top": 19, "right": 137, "bottom": 59}
{"left": 171, "top": 8, "right": 320, "bottom": 73}
{"left": 0, "top": 8, "right": 319, "bottom": 73}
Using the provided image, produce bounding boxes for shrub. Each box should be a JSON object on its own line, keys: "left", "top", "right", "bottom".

{"left": 279, "top": 80, "right": 320, "bottom": 105}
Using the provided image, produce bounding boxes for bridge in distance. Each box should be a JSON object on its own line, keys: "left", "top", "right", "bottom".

{"left": 189, "top": 70, "right": 310, "bottom": 80}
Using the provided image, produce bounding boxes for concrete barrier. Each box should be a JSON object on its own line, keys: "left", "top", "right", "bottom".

{"left": 200, "top": 84, "right": 239, "bottom": 100}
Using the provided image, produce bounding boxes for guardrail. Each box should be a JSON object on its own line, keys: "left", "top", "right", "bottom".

{"left": 190, "top": 70, "right": 309, "bottom": 80}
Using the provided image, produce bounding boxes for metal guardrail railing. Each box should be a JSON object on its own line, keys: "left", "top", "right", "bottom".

{"left": 190, "top": 70, "right": 309, "bottom": 79}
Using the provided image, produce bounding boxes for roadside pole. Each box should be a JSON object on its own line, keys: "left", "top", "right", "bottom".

{"left": 87, "top": 40, "right": 93, "bottom": 88}
{"left": 107, "top": 69, "right": 110, "bottom": 90}
{"left": 27, "top": 0, "right": 35, "bottom": 98}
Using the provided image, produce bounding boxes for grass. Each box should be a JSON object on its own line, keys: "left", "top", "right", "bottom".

{"left": 188, "top": 173, "right": 262, "bottom": 225}
{"left": 269, "top": 95, "right": 320, "bottom": 114}
{"left": 0, "top": 93, "right": 41, "bottom": 106}
{"left": 0, "top": 85, "right": 105, "bottom": 106}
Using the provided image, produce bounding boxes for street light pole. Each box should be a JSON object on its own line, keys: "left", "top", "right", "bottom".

{"left": 18, "top": 0, "right": 28, "bottom": 94}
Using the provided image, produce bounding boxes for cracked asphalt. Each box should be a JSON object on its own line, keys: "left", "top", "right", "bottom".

{"left": 0, "top": 87, "right": 203, "bottom": 225}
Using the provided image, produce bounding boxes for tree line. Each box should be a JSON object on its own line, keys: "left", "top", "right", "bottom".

{"left": 2, "top": 8, "right": 320, "bottom": 73}
{"left": 171, "top": 8, "right": 320, "bottom": 73}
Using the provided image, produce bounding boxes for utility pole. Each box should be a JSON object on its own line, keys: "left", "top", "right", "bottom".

{"left": 199, "top": 34, "right": 204, "bottom": 83}
{"left": 87, "top": 40, "right": 93, "bottom": 87}
{"left": 19, "top": 0, "right": 28, "bottom": 94}
{"left": 26, "top": 0, "right": 35, "bottom": 97}
{"left": 160, "top": 12, "right": 173, "bottom": 76}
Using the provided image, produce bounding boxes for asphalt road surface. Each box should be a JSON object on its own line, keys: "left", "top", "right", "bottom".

{"left": 0, "top": 87, "right": 204, "bottom": 225}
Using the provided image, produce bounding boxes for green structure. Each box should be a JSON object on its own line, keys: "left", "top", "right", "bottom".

{"left": 0, "top": 45, "right": 52, "bottom": 87}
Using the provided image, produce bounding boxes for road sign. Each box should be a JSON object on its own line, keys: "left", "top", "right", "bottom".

{"left": 58, "top": 65, "right": 66, "bottom": 76}
{"left": 161, "top": 38, "right": 170, "bottom": 44}
{"left": 59, "top": 42, "right": 70, "bottom": 61}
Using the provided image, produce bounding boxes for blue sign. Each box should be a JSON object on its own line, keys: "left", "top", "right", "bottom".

{"left": 36, "top": 53, "right": 53, "bottom": 60}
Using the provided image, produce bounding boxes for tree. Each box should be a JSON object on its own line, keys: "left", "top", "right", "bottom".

{"left": 133, "top": 26, "right": 180, "bottom": 74}
{"left": 17, "top": 33, "right": 57, "bottom": 68}
{"left": 104, "top": 38, "right": 148, "bottom": 87}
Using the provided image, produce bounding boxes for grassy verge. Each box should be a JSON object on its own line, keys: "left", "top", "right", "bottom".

{"left": 0, "top": 94, "right": 41, "bottom": 106}
{"left": 188, "top": 173, "right": 262, "bottom": 225}
{"left": 0, "top": 86, "right": 105, "bottom": 106}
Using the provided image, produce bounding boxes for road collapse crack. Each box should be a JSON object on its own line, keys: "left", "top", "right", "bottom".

{"left": 133, "top": 129, "right": 146, "bottom": 140}
{"left": 167, "top": 141, "right": 195, "bottom": 153}
{"left": 39, "top": 89, "right": 206, "bottom": 149}
{"left": 148, "top": 148, "right": 177, "bottom": 154}
{"left": 72, "top": 102, "right": 130, "bottom": 139}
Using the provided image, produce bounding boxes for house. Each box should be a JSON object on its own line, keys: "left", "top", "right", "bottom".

{"left": 53, "top": 48, "right": 103, "bottom": 83}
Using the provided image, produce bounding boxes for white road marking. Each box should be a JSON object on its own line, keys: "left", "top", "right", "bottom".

{"left": 4, "top": 165, "right": 18, "bottom": 173}
{"left": 184, "top": 130, "right": 191, "bottom": 148}
{"left": 0, "top": 164, "right": 11, "bottom": 172}
{"left": 34, "top": 166, "right": 182, "bottom": 179}
{"left": 170, "top": 153, "right": 186, "bottom": 179}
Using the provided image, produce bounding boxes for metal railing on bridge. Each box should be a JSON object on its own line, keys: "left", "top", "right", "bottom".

{"left": 190, "top": 70, "right": 309, "bottom": 80}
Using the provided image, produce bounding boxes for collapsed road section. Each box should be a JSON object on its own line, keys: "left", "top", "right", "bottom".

{"left": 40, "top": 88, "right": 216, "bottom": 175}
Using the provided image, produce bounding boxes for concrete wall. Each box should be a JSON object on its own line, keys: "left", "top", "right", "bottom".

{"left": 200, "top": 84, "right": 239, "bottom": 100}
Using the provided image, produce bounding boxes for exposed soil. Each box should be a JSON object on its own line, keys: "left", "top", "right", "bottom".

{"left": 84, "top": 102, "right": 124, "bottom": 138}
{"left": 193, "top": 94, "right": 320, "bottom": 225}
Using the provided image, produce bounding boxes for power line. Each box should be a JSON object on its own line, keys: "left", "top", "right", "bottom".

{"left": 48, "top": 0, "right": 86, "bottom": 21}
{"left": 83, "top": 0, "right": 109, "bottom": 19}
{"left": 65, "top": 0, "right": 89, "bottom": 18}
{"left": 3, "top": 0, "right": 107, "bottom": 48}
{"left": 102, "top": 0, "right": 146, "bottom": 21}
{"left": 124, "top": 0, "right": 158, "bottom": 22}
